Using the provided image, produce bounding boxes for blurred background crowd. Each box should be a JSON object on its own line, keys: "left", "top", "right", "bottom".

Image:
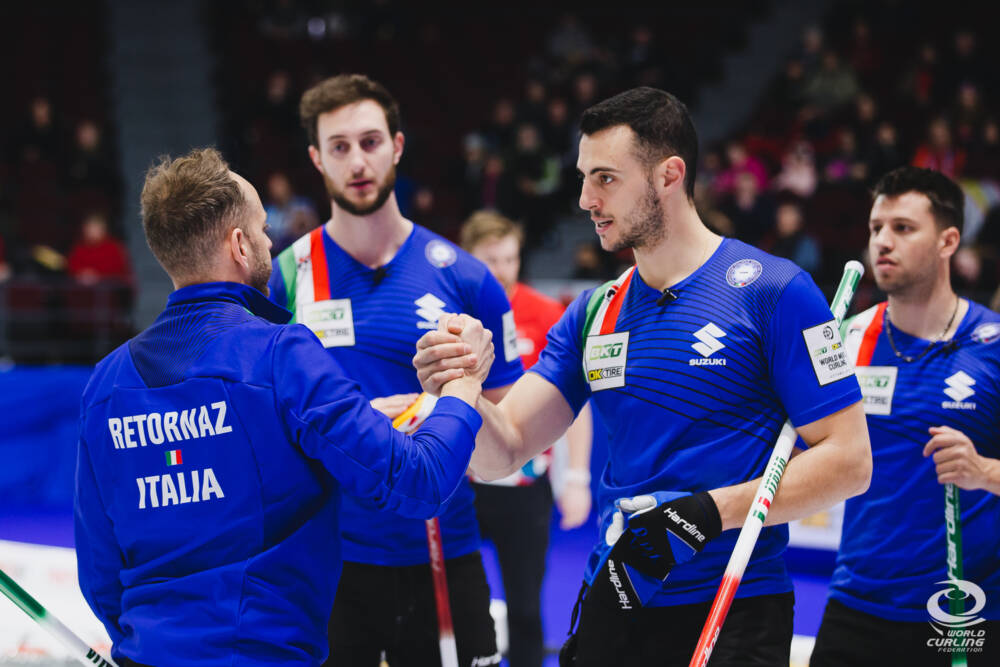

{"left": 0, "top": 0, "right": 997, "bottom": 365}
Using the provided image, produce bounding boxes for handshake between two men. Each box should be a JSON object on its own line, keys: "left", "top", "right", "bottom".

{"left": 411, "top": 314, "right": 722, "bottom": 609}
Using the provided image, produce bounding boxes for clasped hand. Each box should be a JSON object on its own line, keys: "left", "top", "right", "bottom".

{"left": 413, "top": 313, "right": 494, "bottom": 395}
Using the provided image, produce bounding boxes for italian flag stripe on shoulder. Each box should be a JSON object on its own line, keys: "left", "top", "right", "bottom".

{"left": 276, "top": 226, "right": 332, "bottom": 324}
{"left": 580, "top": 266, "right": 635, "bottom": 380}
{"left": 276, "top": 245, "right": 298, "bottom": 316}
{"left": 843, "top": 302, "right": 886, "bottom": 368}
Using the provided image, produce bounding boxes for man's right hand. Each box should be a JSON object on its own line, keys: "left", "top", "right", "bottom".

{"left": 413, "top": 313, "right": 494, "bottom": 395}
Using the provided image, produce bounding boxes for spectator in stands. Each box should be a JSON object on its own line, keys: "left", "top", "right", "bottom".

{"left": 774, "top": 58, "right": 807, "bottom": 111}
{"left": 485, "top": 98, "right": 518, "bottom": 151}
{"left": 65, "top": 120, "right": 118, "bottom": 211}
{"left": 625, "top": 24, "right": 666, "bottom": 89}
{"left": 459, "top": 133, "right": 488, "bottom": 216}
{"left": 845, "top": 18, "right": 882, "bottom": 85}
{"left": 570, "top": 72, "right": 599, "bottom": 119}
{"left": 543, "top": 96, "right": 574, "bottom": 166}
{"left": 0, "top": 233, "right": 11, "bottom": 283}
{"left": 517, "top": 77, "right": 548, "bottom": 128}
{"left": 864, "top": 121, "right": 907, "bottom": 185}
{"left": 263, "top": 170, "right": 316, "bottom": 252}
{"left": 715, "top": 140, "right": 768, "bottom": 195}
{"left": 849, "top": 94, "right": 880, "bottom": 156}
{"left": 802, "top": 51, "right": 861, "bottom": 112}
{"left": 899, "top": 43, "right": 940, "bottom": 109}
{"left": 17, "top": 96, "right": 61, "bottom": 165}
{"left": 66, "top": 213, "right": 132, "bottom": 286}
{"left": 481, "top": 153, "right": 517, "bottom": 216}
{"left": 952, "top": 82, "right": 987, "bottom": 148}
{"left": 546, "top": 13, "right": 594, "bottom": 65}
{"left": 765, "top": 200, "right": 821, "bottom": 275}
{"left": 912, "top": 116, "right": 966, "bottom": 179}
{"left": 773, "top": 141, "right": 818, "bottom": 198}
{"left": 509, "top": 124, "right": 559, "bottom": 243}
{"left": 824, "top": 128, "right": 866, "bottom": 184}
{"left": 721, "top": 171, "right": 775, "bottom": 247}
{"left": 967, "top": 119, "right": 1000, "bottom": 178}
{"left": 797, "top": 25, "right": 825, "bottom": 74}
{"left": 570, "top": 240, "right": 607, "bottom": 281}
{"left": 939, "top": 29, "right": 987, "bottom": 101}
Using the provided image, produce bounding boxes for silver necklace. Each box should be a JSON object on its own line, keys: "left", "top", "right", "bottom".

{"left": 885, "top": 297, "right": 959, "bottom": 363}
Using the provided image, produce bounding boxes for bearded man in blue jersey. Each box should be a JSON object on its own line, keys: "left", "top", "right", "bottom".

{"left": 810, "top": 167, "right": 1000, "bottom": 666}
{"left": 268, "top": 74, "right": 522, "bottom": 667}
{"left": 75, "top": 148, "right": 490, "bottom": 666}
{"left": 414, "top": 87, "right": 872, "bottom": 666}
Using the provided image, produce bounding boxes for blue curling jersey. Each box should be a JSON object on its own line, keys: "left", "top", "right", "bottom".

{"left": 531, "top": 238, "right": 862, "bottom": 605}
{"left": 832, "top": 300, "right": 1000, "bottom": 621}
{"left": 269, "top": 224, "right": 523, "bottom": 565}
{"left": 74, "top": 282, "right": 483, "bottom": 665}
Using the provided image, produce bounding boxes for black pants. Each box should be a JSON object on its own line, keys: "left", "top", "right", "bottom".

{"left": 564, "top": 588, "right": 793, "bottom": 666}
{"left": 811, "top": 598, "right": 999, "bottom": 666}
{"left": 473, "top": 479, "right": 553, "bottom": 667}
{"left": 326, "top": 552, "right": 499, "bottom": 667}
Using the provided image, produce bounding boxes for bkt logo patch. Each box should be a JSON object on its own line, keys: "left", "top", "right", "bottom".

{"left": 690, "top": 323, "right": 727, "bottom": 366}
{"left": 942, "top": 371, "right": 976, "bottom": 410}
{"left": 590, "top": 342, "right": 624, "bottom": 360}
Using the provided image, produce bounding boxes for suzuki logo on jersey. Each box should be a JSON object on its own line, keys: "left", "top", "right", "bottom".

{"left": 690, "top": 323, "right": 727, "bottom": 366}
{"left": 415, "top": 293, "right": 447, "bottom": 330}
{"left": 942, "top": 371, "right": 977, "bottom": 410}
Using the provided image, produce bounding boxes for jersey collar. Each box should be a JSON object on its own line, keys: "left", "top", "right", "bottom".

{"left": 167, "top": 282, "right": 292, "bottom": 324}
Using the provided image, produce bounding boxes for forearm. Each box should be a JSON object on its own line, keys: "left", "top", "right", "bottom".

{"left": 981, "top": 458, "right": 1000, "bottom": 496}
{"left": 564, "top": 402, "right": 592, "bottom": 473}
{"left": 709, "top": 404, "right": 871, "bottom": 531}
{"left": 468, "top": 395, "right": 529, "bottom": 480}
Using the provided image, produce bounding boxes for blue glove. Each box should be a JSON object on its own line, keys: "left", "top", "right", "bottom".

{"left": 589, "top": 491, "right": 722, "bottom": 610}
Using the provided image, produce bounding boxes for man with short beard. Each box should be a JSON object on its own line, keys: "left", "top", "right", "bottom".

{"left": 413, "top": 87, "right": 871, "bottom": 666}
{"left": 810, "top": 167, "right": 1000, "bottom": 666}
{"left": 269, "top": 75, "right": 521, "bottom": 667}
{"left": 74, "top": 148, "right": 489, "bottom": 665}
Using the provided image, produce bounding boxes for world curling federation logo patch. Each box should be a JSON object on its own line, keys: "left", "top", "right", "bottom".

{"left": 726, "top": 259, "right": 762, "bottom": 288}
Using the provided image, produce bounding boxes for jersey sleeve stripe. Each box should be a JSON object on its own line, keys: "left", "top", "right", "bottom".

{"left": 856, "top": 303, "right": 886, "bottom": 367}
{"left": 309, "top": 227, "right": 331, "bottom": 302}
{"left": 277, "top": 248, "right": 298, "bottom": 315}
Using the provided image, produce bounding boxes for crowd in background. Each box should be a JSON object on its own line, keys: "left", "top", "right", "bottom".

{"left": 1, "top": 0, "right": 998, "bottom": 363}
{"left": 0, "top": 3, "right": 133, "bottom": 363}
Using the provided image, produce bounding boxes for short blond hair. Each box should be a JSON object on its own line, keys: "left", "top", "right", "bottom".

{"left": 140, "top": 148, "right": 246, "bottom": 278}
{"left": 459, "top": 210, "right": 524, "bottom": 252}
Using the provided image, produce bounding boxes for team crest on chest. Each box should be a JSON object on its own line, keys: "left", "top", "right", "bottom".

{"left": 971, "top": 322, "right": 1000, "bottom": 344}
{"left": 425, "top": 240, "right": 457, "bottom": 268}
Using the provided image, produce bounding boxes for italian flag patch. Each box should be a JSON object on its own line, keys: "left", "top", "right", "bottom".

{"left": 165, "top": 450, "right": 183, "bottom": 466}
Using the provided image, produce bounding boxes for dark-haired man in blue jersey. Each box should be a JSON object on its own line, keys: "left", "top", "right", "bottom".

{"left": 75, "top": 148, "right": 489, "bottom": 666}
{"left": 268, "top": 74, "right": 521, "bottom": 667}
{"left": 414, "top": 87, "right": 872, "bottom": 666}
{"left": 810, "top": 167, "right": 1000, "bottom": 666}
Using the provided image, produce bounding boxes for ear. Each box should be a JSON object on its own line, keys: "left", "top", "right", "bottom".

{"left": 229, "top": 227, "right": 250, "bottom": 269}
{"left": 392, "top": 131, "right": 405, "bottom": 166}
{"left": 655, "top": 155, "right": 686, "bottom": 195}
{"left": 939, "top": 226, "right": 961, "bottom": 259}
{"left": 308, "top": 145, "right": 324, "bottom": 175}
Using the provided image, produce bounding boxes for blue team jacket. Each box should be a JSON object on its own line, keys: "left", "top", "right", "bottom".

{"left": 74, "top": 282, "right": 482, "bottom": 665}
